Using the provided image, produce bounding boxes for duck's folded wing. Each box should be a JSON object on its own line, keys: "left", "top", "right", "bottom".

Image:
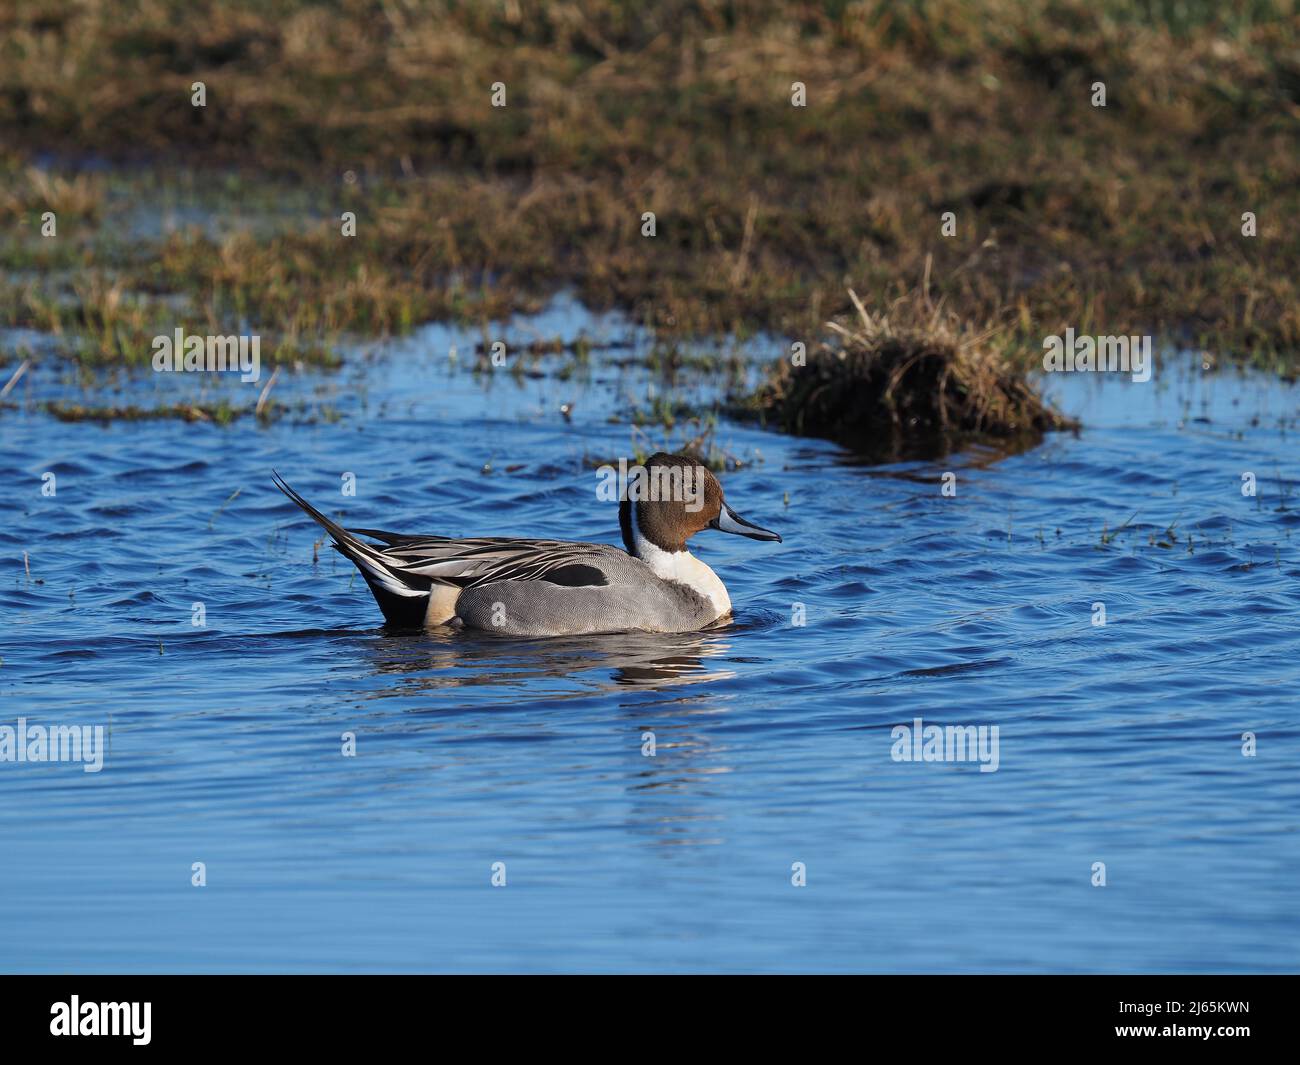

{"left": 350, "top": 530, "right": 612, "bottom": 588}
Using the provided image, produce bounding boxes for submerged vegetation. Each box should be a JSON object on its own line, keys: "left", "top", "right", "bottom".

{"left": 0, "top": 0, "right": 1298, "bottom": 448}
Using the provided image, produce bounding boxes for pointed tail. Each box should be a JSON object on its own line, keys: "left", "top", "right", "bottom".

{"left": 272, "top": 472, "right": 431, "bottom": 625}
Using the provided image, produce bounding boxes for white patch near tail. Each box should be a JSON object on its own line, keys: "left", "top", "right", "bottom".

{"left": 347, "top": 548, "right": 425, "bottom": 598}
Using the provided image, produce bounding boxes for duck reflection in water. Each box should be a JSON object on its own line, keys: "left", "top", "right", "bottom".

{"left": 360, "top": 626, "right": 737, "bottom": 693}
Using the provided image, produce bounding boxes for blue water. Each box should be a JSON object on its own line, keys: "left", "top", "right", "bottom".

{"left": 2, "top": 302, "right": 1298, "bottom": 973}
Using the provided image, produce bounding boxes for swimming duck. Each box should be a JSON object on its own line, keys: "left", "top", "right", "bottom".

{"left": 273, "top": 453, "right": 780, "bottom": 636}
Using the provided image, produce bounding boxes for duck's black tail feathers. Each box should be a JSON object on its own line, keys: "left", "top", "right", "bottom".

{"left": 272, "top": 472, "right": 432, "bottom": 626}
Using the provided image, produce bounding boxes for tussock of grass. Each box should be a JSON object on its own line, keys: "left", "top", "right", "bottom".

{"left": 744, "top": 288, "right": 1077, "bottom": 460}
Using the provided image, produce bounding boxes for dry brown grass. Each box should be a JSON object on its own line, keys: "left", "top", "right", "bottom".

{"left": 0, "top": 166, "right": 103, "bottom": 224}
{"left": 1, "top": 0, "right": 1298, "bottom": 370}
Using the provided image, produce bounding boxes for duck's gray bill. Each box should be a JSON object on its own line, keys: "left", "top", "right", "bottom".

{"left": 710, "top": 503, "right": 782, "bottom": 542}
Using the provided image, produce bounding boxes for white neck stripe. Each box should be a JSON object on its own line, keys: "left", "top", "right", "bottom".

{"left": 630, "top": 507, "right": 731, "bottom": 618}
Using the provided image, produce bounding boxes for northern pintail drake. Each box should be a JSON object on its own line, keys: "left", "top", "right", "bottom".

{"left": 273, "top": 453, "right": 781, "bottom": 636}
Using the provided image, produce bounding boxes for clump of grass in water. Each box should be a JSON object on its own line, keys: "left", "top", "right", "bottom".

{"left": 742, "top": 288, "right": 1077, "bottom": 461}
{"left": 46, "top": 399, "right": 259, "bottom": 424}
{"left": 582, "top": 418, "right": 746, "bottom": 473}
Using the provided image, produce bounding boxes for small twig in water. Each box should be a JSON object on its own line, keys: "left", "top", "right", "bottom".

{"left": 255, "top": 366, "right": 280, "bottom": 417}
{"left": 1, "top": 359, "right": 31, "bottom": 398}
{"left": 1101, "top": 510, "right": 1140, "bottom": 545}
{"left": 209, "top": 488, "right": 242, "bottom": 529}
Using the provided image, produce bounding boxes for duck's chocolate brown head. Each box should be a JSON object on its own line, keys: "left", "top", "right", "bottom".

{"left": 618, "top": 452, "right": 781, "bottom": 555}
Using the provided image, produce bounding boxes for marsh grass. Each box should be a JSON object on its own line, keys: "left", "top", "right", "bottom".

{"left": 44, "top": 399, "right": 247, "bottom": 424}
{"left": 584, "top": 423, "right": 744, "bottom": 473}
{"left": 0, "top": 0, "right": 1297, "bottom": 372}
{"left": 0, "top": 167, "right": 103, "bottom": 224}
